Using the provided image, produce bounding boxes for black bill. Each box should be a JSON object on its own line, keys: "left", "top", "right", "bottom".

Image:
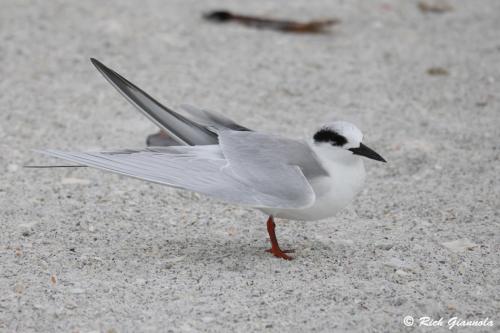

{"left": 349, "top": 143, "right": 386, "bottom": 162}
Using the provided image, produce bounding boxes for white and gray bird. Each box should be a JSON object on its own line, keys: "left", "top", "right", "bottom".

{"left": 37, "top": 59, "right": 386, "bottom": 260}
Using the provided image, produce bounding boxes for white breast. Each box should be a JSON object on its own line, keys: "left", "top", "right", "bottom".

{"left": 261, "top": 147, "right": 366, "bottom": 221}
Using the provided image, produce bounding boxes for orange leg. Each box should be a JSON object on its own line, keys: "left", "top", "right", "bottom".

{"left": 265, "top": 216, "right": 294, "bottom": 260}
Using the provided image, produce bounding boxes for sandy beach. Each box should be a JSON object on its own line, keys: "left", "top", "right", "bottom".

{"left": 0, "top": 0, "right": 499, "bottom": 331}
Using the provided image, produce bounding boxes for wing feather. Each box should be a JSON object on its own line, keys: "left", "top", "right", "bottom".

{"left": 218, "top": 130, "right": 320, "bottom": 207}
{"left": 179, "top": 104, "right": 250, "bottom": 131}
{"left": 91, "top": 58, "right": 217, "bottom": 146}
{"left": 38, "top": 145, "right": 315, "bottom": 209}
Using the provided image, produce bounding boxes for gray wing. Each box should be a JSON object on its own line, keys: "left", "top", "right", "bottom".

{"left": 218, "top": 130, "right": 328, "bottom": 182}
{"left": 91, "top": 58, "right": 217, "bottom": 146}
{"left": 216, "top": 130, "right": 327, "bottom": 207}
{"left": 179, "top": 104, "right": 250, "bottom": 131}
{"left": 38, "top": 144, "right": 315, "bottom": 209}
{"left": 145, "top": 105, "right": 251, "bottom": 147}
{"left": 91, "top": 59, "right": 251, "bottom": 146}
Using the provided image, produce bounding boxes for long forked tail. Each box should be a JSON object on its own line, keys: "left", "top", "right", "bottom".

{"left": 90, "top": 58, "right": 218, "bottom": 146}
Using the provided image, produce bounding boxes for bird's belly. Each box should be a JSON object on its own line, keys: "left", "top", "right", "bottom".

{"left": 261, "top": 162, "right": 365, "bottom": 221}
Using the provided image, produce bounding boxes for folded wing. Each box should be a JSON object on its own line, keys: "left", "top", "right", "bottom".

{"left": 39, "top": 144, "right": 315, "bottom": 209}
{"left": 218, "top": 129, "right": 328, "bottom": 184}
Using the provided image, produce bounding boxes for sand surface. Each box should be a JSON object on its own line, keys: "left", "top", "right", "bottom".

{"left": 1, "top": 0, "right": 499, "bottom": 332}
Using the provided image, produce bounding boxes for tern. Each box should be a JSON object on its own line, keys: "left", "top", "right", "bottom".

{"left": 37, "top": 59, "right": 386, "bottom": 260}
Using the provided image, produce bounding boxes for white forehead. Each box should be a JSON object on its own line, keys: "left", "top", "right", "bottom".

{"left": 325, "top": 121, "right": 363, "bottom": 143}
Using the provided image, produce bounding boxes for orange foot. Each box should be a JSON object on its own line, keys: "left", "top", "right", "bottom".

{"left": 265, "top": 248, "right": 295, "bottom": 260}
{"left": 265, "top": 216, "right": 295, "bottom": 260}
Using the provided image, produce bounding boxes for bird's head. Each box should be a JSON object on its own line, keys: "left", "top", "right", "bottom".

{"left": 313, "top": 121, "right": 386, "bottom": 162}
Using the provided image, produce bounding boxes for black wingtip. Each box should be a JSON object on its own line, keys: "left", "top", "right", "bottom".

{"left": 90, "top": 58, "right": 107, "bottom": 72}
{"left": 90, "top": 58, "right": 127, "bottom": 88}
